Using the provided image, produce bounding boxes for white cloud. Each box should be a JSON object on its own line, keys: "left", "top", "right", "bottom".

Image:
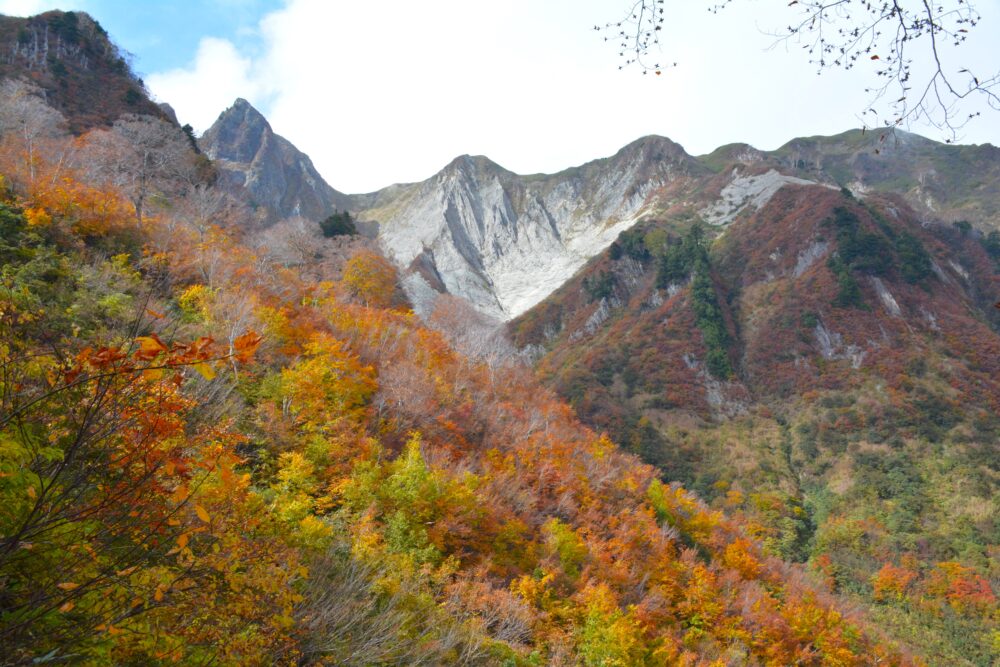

{"left": 145, "top": 0, "right": 1000, "bottom": 193}
{"left": 146, "top": 37, "right": 264, "bottom": 133}
{"left": 0, "top": 0, "right": 81, "bottom": 16}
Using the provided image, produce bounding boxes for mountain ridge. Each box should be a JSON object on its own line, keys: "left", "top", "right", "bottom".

{"left": 194, "top": 95, "right": 1000, "bottom": 327}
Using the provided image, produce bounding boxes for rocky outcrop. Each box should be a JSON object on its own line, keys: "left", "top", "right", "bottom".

{"left": 358, "top": 136, "right": 707, "bottom": 319}
{"left": 197, "top": 97, "right": 1000, "bottom": 324}
{"left": 200, "top": 99, "right": 350, "bottom": 225}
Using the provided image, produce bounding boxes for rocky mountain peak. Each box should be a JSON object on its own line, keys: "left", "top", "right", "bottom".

{"left": 618, "top": 134, "right": 691, "bottom": 161}
{"left": 439, "top": 154, "right": 511, "bottom": 188}
{"left": 201, "top": 98, "right": 272, "bottom": 164}
{"left": 200, "top": 98, "right": 350, "bottom": 225}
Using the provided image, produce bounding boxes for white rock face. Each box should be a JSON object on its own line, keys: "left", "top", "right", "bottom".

{"left": 361, "top": 138, "right": 693, "bottom": 320}
{"left": 793, "top": 240, "right": 830, "bottom": 277}
{"left": 815, "top": 321, "right": 865, "bottom": 369}
{"left": 871, "top": 277, "right": 902, "bottom": 317}
{"left": 701, "top": 169, "right": 818, "bottom": 226}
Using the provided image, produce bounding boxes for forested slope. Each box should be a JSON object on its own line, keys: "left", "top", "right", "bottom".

{"left": 0, "top": 86, "right": 920, "bottom": 666}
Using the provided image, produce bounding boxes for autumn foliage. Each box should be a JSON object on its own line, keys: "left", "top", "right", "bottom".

{"left": 0, "top": 124, "right": 932, "bottom": 665}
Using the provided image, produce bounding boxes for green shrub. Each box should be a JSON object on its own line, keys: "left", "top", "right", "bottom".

{"left": 319, "top": 210, "right": 357, "bottom": 237}
{"left": 583, "top": 270, "right": 615, "bottom": 302}
{"left": 828, "top": 256, "right": 865, "bottom": 309}
{"left": 894, "top": 231, "right": 932, "bottom": 284}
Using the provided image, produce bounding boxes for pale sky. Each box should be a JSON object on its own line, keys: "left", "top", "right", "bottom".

{"left": 3, "top": 0, "right": 999, "bottom": 193}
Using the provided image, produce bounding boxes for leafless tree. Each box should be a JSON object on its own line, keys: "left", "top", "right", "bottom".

{"left": 82, "top": 114, "right": 197, "bottom": 222}
{"left": 293, "top": 547, "right": 487, "bottom": 665}
{"left": 426, "top": 295, "right": 520, "bottom": 375}
{"left": 600, "top": 1, "right": 999, "bottom": 140}
{"left": 0, "top": 79, "right": 69, "bottom": 185}
{"left": 254, "top": 216, "right": 325, "bottom": 268}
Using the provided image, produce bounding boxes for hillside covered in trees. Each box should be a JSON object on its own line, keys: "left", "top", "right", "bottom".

{"left": 510, "top": 184, "right": 1000, "bottom": 665}
{"left": 0, "top": 38, "right": 933, "bottom": 667}
{"left": 2, "top": 8, "right": 999, "bottom": 665}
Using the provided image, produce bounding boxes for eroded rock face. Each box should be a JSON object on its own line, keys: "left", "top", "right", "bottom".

{"left": 201, "top": 99, "right": 351, "bottom": 224}
{"left": 359, "top": 137, "right": 703, "bottom": 319}
{"left": 200, "top": 99, "right": 1000, "bottom": 326}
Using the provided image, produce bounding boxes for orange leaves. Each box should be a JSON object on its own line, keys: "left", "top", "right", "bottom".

{"left": 721, "top": 538, "right": 763, "bottom": 580}
{"left": 232, "top": 331, "right": 262, "bottom": 364}
{"left": 926, "top": 561, "right": 997, "bottom": 615}
{"left": 872, "top": 562, "right": 917, "bottom": 602}
{"left": 135, "top": 334, "right": 169, "bottom": 361}
{"left": 68, "top": 330, "right": 263, "bottom": 387}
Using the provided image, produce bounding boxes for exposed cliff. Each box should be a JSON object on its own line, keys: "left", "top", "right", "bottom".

{"left": 356, "top": 136, "right": 709, "bottom": 319}
{"left": 200, "top": 98, "right": 351, "bottom": 225}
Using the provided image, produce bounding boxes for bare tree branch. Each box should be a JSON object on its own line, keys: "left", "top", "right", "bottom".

{"left": 600, "top": 1, "right": 1000, "bottom": 140}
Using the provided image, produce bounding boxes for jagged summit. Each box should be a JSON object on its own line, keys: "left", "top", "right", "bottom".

{"left": 181, "top": 90, "right": 1000, "bottom": 322}
{"left": 201, "top": 98, "right": 273, "bottom": 164}
{"left": 445, "top": 153, "right": 508, "bottom": 171}
{"left": 200, "top": 97, "right": 351, "bottom": 225}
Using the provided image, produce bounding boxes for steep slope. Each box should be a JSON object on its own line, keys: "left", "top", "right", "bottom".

{"left": 196, "top": 99, "right": 1000, "bottom": 325}
{"left": 510, "top": 184, "right": 1000, "bottom": 664}
{"left": 200, "top": 98, "right": 351, "bottom": 225}
{"left": 355, "top": 136, "right": 710, "bottom": 319}
{"left": 355, "top": 129, "right": 1000, "bottom": 322}
{"left": 0, "top": 10, "right": 168, "bottom": 132}
{"left": 705, "top": 129, "right": 1000, "bottom": 227}
{"left": 0, "top": 94, "right": 923, "bottom": 667}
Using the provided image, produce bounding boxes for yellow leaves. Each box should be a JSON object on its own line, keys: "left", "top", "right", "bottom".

{"left": 177, "top": 533, "right": 190, "bottom": 549}
{"left": 590, "top": 434, "right": 615, "bottom": 461}
{"left": 177, "top": 284, "right": 214, "bottom": 323}
{"left": 194, "top": 504, "right": 211, "bottom": 524}
{"left": 26, "top": 485, "right": 35, "bottom": 500}
{"left": 56, "top": 582, "right": 79, "bottom": 591}
{"left": 58, "top": 601, "right": 74, "bottom": 613}
{"left": 192, "top": 361, "right": 216, "bottom": 381}
{"left": 339, "top": 249, "right": 397, "bottom": 308}
{"left": 135, "top": 334, "right": 168, "bottom": 361}
{"left": 297, "top": 514, "right": 333, "bottom": 548}
{"left": 24, "top": 206, "right": 51, "bottom": 227}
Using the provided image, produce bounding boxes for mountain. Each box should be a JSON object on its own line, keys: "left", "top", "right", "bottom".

{"left": 509, "top": 182, "right": 1000, "bottom": 664}
{"left": 707, "top": 129, "right": 1000, "bottom": 227}
{"left": 200, "top": 98, "right": 352, "bottom": 225}
{"left": 201, "top": 102, "right": 1000, "bottom": 325}
{"left": 354, "top": 129, "right": 1000, "bottom": 322}
{"left": 0, "top": 10, "right": 169, "bottom": 132}
{"left": 353, "top": 136, "right": 708, "bottom": 319}
{"left": 0, "top": 52, "right": 923, "bottom": 666}
{"left": 2, "top": 10, "right": 998, "bottom": 663}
